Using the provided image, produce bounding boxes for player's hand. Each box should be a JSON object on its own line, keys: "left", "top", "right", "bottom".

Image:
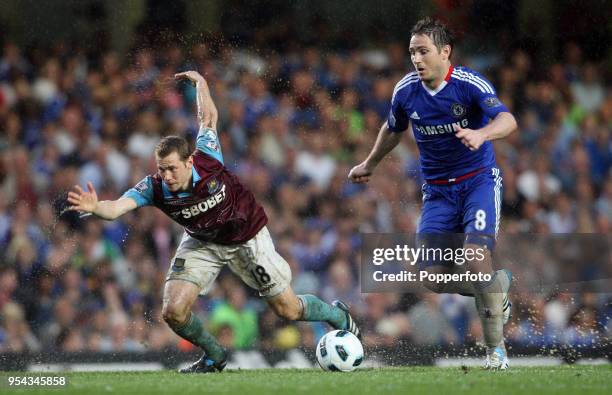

{"left": 67, "top": 182, "right": 98, "bottom": 213}
{"left": 175, "top": 71, "right": 218, "bottom": 130}
{"left": 348, "top": 162, "right": 374, "bottom": 183}
{"left": 174, "top": 71, "right": 205, "bottom": 86}
{"left": 455, "top": 127, "right": 486, "bottom": 151}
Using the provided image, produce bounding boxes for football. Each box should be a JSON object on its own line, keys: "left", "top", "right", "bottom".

{"left": 316, "top": 330, "right": 364, "bottom": 372}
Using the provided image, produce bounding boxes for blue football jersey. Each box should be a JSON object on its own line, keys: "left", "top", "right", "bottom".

{"left": 387, "top": 65, "right": 509, "bottom": 180}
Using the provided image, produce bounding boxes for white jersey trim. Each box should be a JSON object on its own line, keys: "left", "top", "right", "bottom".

{"left": 451, "top": 69, "right": 495, "bottom": 94}
{"left": 492, "top": 167, "right": 502, "bottom": 237}
{"left": 392, "top": 72, "right": 419, "bottom": 102}
{"left": 453, "top": 68, "right": 495, "bottom": 92}
{"left": 421, "top": 80, "right": 448, "bottom": 96}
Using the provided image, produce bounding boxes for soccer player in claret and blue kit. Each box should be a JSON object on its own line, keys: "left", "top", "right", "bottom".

{"left": 67, "top": 70, "right": 360, "bottom": 373}
{"left": 349, "top": 17, "right": 517, "bottom": 370}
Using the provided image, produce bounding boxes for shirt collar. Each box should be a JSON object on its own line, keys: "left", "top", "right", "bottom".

{"left": 421, "top": 64, "right": 453, "bottom": 96}
{"left": 192, "top": 166, "right": 201, "bottom": 187}
{"left": 444, "top": 64, "right": 454, "bottom": 81}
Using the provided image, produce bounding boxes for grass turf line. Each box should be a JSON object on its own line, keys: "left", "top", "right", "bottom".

{"left": 2, "top": 365, "right": 611, "bottom": 395}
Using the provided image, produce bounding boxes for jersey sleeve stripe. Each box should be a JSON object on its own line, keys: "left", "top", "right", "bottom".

{"left": 392, "top": 75, "right": 418, "bottom": 94}
{"left": 452, "top": 71, "right": 493, "bottom": 94}
{"left": 392, "top": 75, "right": 419, "bottom": 102}
{"left": 452, "top": 70, "right": 491, "bottom": 93}
{"left": 392, "top": 72, "right": 418, "bottom": 90}
{"left": 391, "top": 80, "right": 418, "bottom": 102}
{"left": 395, "top": 72, "right": 418, "bottom": 85}
{"left": 451, "top": 73, "right": 485, "bottom": 93}
{"left": 392, "top": 79, "right": 418, "bottom": 98}
{"left": 453, "top": 69, "right": 494, "bottom": 93}
{"left": 469, "top": 72, "right": 495, "bottom": 94}
{"left": 452, "top": 70, "right": 495, "bottom": 94}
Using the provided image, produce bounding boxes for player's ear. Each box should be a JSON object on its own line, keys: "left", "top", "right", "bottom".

{"left": 442, "top": 45, "right": 451, "bottom": 60}
{"left": 186, "top": 155, "right": 194, "bottom": 168}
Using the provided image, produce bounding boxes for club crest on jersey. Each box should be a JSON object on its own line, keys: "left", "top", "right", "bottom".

{"left": 206, "top": 140, "right": 220, "bottom": 152}
{"left": 207, "top": 178, "right": 220, "bottom": 194}
{"left": 451, "top": 103, "right": 466, "bottom": 118}
{"left": 134, "top": 179, "right": 149, "bottom": 193}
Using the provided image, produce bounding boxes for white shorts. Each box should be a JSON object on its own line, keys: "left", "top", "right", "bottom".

{"left": 166, "top": 226, "right": 292, "bottom": 298}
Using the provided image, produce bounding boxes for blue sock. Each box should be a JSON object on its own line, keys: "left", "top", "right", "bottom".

{"left": 297, "top": 294, "right": 347, "bottom": 330}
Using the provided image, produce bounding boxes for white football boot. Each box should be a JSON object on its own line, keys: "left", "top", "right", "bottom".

{"left": 484, "top": 342, "right": 509, "bottom": 370}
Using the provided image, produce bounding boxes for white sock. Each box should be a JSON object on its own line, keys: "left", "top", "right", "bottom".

{"left": 473, "top": 274, "right": 505, "bottom": 348}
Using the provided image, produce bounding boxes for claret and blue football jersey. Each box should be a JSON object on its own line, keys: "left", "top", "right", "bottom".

{"left": 387, "top": 65, "right": 509, "bottom": 181}
{"left": 122, "top": 127, "right": 267, "bottom": 244}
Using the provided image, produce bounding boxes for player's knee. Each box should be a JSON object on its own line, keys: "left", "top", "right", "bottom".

{"left": 162, "top": 303, "right": 189, "bottom": 327}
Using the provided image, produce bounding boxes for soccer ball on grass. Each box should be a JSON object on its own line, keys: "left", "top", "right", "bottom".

{"left": 315, "top": 330, "right": 364, "bottom": 372}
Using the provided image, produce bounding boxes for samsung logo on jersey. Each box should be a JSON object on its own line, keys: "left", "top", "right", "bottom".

{"left": 415, "top": 119, "right": 469, "bottom": 135}
{"left": 181, "top": 184, "right": 226, "bottom": 219}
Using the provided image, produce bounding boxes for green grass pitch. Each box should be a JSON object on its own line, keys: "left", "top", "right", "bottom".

{"left": 3, "top": 365, "right": 611, "bottom": 395}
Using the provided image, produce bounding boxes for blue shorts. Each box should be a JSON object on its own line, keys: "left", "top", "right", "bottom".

{"left": 418, "top": 167, "right": 502, "bottom": 251}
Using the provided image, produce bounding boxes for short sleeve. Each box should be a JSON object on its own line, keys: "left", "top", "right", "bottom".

{"left": 195, "top": 127, "right": 224, "bottom": 164}
{"left": 464, "top": 73, "right": 509, "bottom": 119}
{"left": 121, "top": 176, "right": 154, "bottom": 208}
{"left": 387, "top": 83, "right": 410, "bottom": 133}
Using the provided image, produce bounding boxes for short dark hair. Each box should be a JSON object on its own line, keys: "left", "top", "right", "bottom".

{"left": 411, "top": 17, "right": 454, "bottom": 54}
{"left": 154, "top": 136, "right": 190, "bottom": 160}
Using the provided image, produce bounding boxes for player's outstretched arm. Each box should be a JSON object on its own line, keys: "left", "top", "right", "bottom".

{"left": 174, "top": 71, "right": 218, "bottom": 130}
{"left": 67, "top": 182, "right": 137, "bottom": 220}
{"left": 348, "top": 122, "right": 403, "bottom": 183}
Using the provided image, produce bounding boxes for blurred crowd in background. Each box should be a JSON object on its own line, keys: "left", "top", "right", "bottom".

{"left": 0, "top": 33, "right": 610, "bottom": 355}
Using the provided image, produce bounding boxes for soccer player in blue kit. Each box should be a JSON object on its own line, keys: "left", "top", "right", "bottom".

{"left": 349, "top": 18, "right": 517, "bottom": 369}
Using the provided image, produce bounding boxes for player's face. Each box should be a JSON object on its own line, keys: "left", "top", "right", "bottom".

{"left": 409, "top": 34, "right": 450, "bottom": 83}
{"left": 156, "top": 152, "right": 193, "bottom": 192}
